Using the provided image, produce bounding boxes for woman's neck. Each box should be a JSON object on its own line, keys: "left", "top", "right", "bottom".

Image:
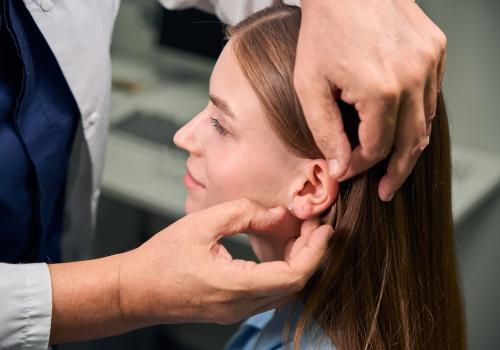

{"left": 248, "top": 213, "right": 302, "bottom": 262}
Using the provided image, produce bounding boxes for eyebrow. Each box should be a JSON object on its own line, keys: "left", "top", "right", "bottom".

{"left": 209, "top": 94, "right": 236, "bottom": 119}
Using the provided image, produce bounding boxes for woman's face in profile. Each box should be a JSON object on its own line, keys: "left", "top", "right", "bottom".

{"left": 174, "top": 41, "right": 304, "bottom": 215}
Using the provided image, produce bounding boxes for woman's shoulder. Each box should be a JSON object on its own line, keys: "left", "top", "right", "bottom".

{"left": 225, "top": 302, "right": 337, "bottom": 350}
{"left": 294, "top": 320, "right": 337, "bottom": 350}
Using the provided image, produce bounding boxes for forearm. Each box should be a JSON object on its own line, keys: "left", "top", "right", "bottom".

{"left": 48, "top": 252, "right": 139, "bottom": 344}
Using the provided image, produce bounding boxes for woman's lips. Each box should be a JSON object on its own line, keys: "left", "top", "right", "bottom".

{"left": 184, "top": 170, "right": 204, "bottom": 189}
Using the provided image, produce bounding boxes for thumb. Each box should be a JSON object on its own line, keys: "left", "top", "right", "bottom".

{"left": 233, "top": 224, "right": 334, "bottom": 295}
{"left": 287, "top": 224, "right": 333, "bottom": 276}
{"left": 294, "top": 74, "right": 351, "bottom": 179}
{"left": 284, "top": 218, "right": 321, "bottom": 262}
{"left": 188, "top": 199, "right": 286, "bottom": 245}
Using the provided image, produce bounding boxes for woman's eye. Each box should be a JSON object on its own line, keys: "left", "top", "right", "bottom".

{"left": 210, "top": 117, "right": 227, "bottom": 135}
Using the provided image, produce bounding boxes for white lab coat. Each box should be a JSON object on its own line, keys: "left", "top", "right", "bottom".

{"left": 0, "top": 0, "right": 302, "bottom": 349}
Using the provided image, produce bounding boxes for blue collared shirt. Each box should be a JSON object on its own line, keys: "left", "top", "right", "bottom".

{"left": 0, "top": 0, "right": 78, "bottom": 263}
{"left": 225, "top": 303, "right": 337, "bottom": 350}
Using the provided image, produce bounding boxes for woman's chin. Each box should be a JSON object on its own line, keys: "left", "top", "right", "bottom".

{"left": 184, "top": 197, "right": 208, "bottom": 214}
{"left": 184, "top": 198, "right": 197, "bottom": 214}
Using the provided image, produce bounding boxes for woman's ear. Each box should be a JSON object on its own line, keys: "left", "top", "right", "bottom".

{"left": 289, "top": 160, "right": 338, "bottom": 220}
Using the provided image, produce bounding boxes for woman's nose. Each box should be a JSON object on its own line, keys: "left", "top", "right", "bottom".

{"left": 173, "top": 115, "right": 202, "bottom": 155}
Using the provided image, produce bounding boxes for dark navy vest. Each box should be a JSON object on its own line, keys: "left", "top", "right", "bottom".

{"left": 0, "top": 0, "right": 79, "bottom": 263}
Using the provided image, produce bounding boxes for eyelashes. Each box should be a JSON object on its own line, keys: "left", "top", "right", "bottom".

{"left": 210, "top": 116, "right": 227, "bottom": 135}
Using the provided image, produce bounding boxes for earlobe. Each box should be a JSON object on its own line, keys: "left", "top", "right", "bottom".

{"left": 289, "top": 160, "right": 338, "bottom": 220}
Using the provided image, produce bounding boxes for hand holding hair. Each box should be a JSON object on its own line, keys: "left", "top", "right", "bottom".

{"left": 294, "top": 0, "right": 446, "bottom": 201}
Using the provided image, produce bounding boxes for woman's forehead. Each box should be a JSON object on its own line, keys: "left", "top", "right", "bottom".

{"left": 210, "top": 43, "right": 266, "bottom": 125}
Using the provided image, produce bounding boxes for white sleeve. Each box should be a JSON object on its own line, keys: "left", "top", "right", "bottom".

{"left": 0, "top": 263, "right": 52, "bottom": 350}
{"left": 159, "top": 0, "right": 301, "bottom": 26}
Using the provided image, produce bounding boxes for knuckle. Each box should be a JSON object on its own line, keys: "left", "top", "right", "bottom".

{"left": 376, "top": 81, "right": 400, "bottom": 104}
{"left": 436, "top": 29, "right": 448, "bottom": 51}
{"left": 405, "top": 63, "right": 427, "bottom": 87}
{"left": 427, "top": 49, "right": 439, "bottom": 69}
{"left": 365, "top": 143, "right": 391, "bottom": 163}
{"left": 414, "top": 45, "right": 438, "bottom": 75}
{"left": 416, "top": 134, "right": 431, "bottom": 152}
{"left": 372, "top": 76, "right": 403, "bottom": 105}
{"left": 424, "top": 41, "right": 439, "bottom": 61}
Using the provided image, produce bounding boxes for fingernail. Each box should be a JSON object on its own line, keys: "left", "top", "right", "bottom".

{"left": 328, "top": 159, "right": 339, "bottom": 177}
{"left": 386, "top": 192, "right": 395, "bottom": 201}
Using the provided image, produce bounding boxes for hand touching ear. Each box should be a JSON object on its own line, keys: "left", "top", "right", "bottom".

{"left": 289, "top": 160, "right": 338, "bottom": 220}
{"left": 295, "top": 0, "right": 446, "bottom": 201}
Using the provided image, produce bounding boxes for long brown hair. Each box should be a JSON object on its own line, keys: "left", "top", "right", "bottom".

{"left": 227, "top": 4, "right": 466, "bottom": 350}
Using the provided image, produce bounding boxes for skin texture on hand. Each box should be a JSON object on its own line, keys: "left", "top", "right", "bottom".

{"left": 118, "top": 199, "right": 333, "bottom": 325}
{"left": 295, "top": 0, "right": 447, "bottom": 201}
{"left": 49, "top": 199, "right": 333, "bottom": 344}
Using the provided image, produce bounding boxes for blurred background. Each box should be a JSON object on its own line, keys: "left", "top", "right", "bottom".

{"left": 60, "top": 0, "right": 500, "bottom": 349}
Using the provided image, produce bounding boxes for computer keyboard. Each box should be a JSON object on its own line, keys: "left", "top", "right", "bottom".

{"left": 112, "top": 110, "right": 185, "bottom": 152}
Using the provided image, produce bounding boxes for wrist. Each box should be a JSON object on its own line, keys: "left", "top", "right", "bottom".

{"left": 48, "top": 253, "right": 139, "bottom": 344}
{"left": 116, "top": 248, "right": 158, "bottom": 328}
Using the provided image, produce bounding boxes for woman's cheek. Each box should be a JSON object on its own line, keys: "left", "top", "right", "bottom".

{"left": 209, "top": 171, "right": 245, "bottom": 203}
{"left": 206, "top": 157, "right": 251, "bottom": 202}
{"left": 204, "top": 143, "right": 280, "bottom": 206}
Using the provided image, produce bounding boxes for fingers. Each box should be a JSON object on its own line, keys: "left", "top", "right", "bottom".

{"left": 187, "top": 199, "right": 286, "bottom": 244}
{"left": 283, "top": 218, "right": 320, "bottom": 261}
{"left": 377, "top": 35, "right": 444, "bottom": 201}
{"left": 286, "top": 224, "right": 333, "bottom": 280}
{"left": 236, "top": 224, "right": 333, "bottom": 295}
{"left": 339, "top": 88, "right": 400, "bottom": 181}
{"left": 294, "top": 73, "right": 351, "bottom": 178}
{"left": 378, "top": 93, "right": 428, "bottom": 201}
